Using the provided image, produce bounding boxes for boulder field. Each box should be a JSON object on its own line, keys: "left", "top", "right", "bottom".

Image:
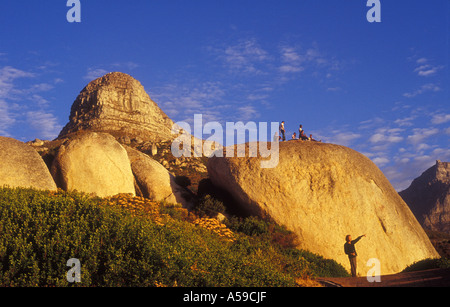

{"left": 0, "top": 71, "right": 442, "bottom": 276}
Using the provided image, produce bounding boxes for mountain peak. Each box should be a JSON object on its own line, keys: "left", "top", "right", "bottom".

{"left": 400, "top": 160, "right": 450, "bottom": 233}
{"left": 58, "top": 72, "right": 174, "bottom": 142}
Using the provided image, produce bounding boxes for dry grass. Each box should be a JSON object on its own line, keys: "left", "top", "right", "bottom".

{"left": 193, "top": 217, "right": 235, "bottom": 242}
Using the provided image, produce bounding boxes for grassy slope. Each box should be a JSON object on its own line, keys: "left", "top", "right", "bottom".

{"left": 0, "top": 187, "right": 348, "bottom": 287}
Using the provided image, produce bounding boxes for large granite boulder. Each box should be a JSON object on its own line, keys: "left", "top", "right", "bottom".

{"left": 125, "top": 146, "right": 192, "bottom": 207}
{"left": 0, "top": 136, "right": 57, "bottom": 191}
{"left": 51, "top": 132, "right": 135, "bottom": 197}
{"left": 58, "top": 72, "right": 174, "bottom": 142}
{"left": 207, "top": 141, "right": 439, "bottom": 275}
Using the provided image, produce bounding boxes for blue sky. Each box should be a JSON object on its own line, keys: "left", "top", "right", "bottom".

{"left": 0, "top": 0, "right": 448, "bottom": 190}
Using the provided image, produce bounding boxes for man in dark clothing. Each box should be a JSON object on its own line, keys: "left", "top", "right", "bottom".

{"left": 279, "top": 121, "right": 286, "bottom": 141}
{"left": 344, "top": 234, "right": 366, "bottom": 277}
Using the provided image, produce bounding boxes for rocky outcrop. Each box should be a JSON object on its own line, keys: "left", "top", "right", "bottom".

{"left": 58, "top": 72, "right": 174, "bottom": 142}
{"left": 207, "top": 141, "right": 439, "bottom": 275}
{"left": 0, "top": 136, "right": 57, "bottom": 191}
{"left": 51, "top": 132, "right": 135, "bottom": 197}
{"left": 125, "top": 146, "right": 192, "bottom": 207}
{"left": 400, "top": 161, "right": 450, "bottom": 234}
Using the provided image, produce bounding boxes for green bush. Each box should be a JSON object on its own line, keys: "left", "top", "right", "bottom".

{"left": 225, "top": 216, "right": 349, "bottom": 278}
{"left": 192, "top": 195, "right": 226, "bottom": 218}
{"left": 0, "top": 187, "right": 297, "bottom": 287}
{"left": 402, "top": 258, "right": 450, "bottom": 273}
{"left": 226, "top": 216, "right": 269, "bottom": 236}
{"left": 0, "top": 187, "right": 349, "bottom": 286}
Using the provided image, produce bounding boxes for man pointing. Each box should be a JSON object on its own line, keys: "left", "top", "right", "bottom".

{"left": 344, "top": 234, "right": 366, "bottom": 277}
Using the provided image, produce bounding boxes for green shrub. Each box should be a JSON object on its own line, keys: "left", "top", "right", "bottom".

{"left": 402, "top": 258, "right": 450, "bottom": 273}
{"left": 192, "top": 195, "right": 225, "bottom": 218}
{"left": 291, "top": 249, "right": 350, "bottom": 277}
{"left": 0, "top": 187, "right": 349, "bottom": 286}
{"left": 226, "top": 216, "right": 269, "bottom": 236}
{"left": 225, "top": 216, "right": 348, "bottom": 278}
{"left": 0, "top": 187, "right": 299, "bottom": 287}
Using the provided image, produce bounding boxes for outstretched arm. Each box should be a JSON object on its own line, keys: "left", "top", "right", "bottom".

{"left": 353, "top": 234, "right": 366, "bottom": 244}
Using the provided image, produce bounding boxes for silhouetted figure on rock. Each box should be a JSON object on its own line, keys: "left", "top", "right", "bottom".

{"left": 279, "top": 121, "right": 286, "bottom": 141}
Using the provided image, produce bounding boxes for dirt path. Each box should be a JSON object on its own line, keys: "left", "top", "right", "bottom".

{"left": 317, "top": 268, "right": 450, "bottom": 287}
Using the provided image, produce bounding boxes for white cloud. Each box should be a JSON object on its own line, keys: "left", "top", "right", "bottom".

{"left": 28, "top": 83, "right": 54, "bottom": 92}
{"left": 412, "top": 58, "right": 442, "bottom": 77}
{"left": 0, "top": 65, "right": 64, "bottom": 139}
{"left": 111, "top": 61, "right": 139, "bottom": 70}
{"left": 326, "top": 131, "right": 361, "bottom": 146}
{"left": 326, "top": 87, "right": 341, "bottom": 92}
{"left": 220, "top": 39, "right": 269, "bottom": 74}
{"left": 432, "top": 147, "right": 450, "bottom": 157}
{"left": 373, "top": 156, "right": 390, "bottom": 167}
{"left": 407, "top": 127, "right": 439, "bottom": 145}
{"left": 431, "top": 113, "right": 450, "bottom": 125}
{"left": 415, "top": 65, "right": 441, "bottom": 77}
{"left": 0, "top": 99, "right": 15, "bottom": 136}
{"left": 0, "top": 66, "right": 37, "bottom": 136}
{"left": 416, "top": 58, "right": 428, "bottom": 64}
{"left": 279, "top": 65, "right": 303, "bottom": 73}
{"left": 369, "top": 133, "right": 384, "bottom": 143}
{"left": 394, "top": 116, "right": 416, "bottom": 127}
{"left": 84, "top": 63, "right": 139, "bottom": 81}
{"left": 84, "top": 68, "right": 109, "bottom": 80}
{"left": 403, "top": 83, "right": 441, "bottom": 98}
{"left": 369, "top": 127, "right": 404, "bottom": 145}
{"left": 151, "top": 81, "right": 227, "bottom": 122}
{"left": 26, "top": 110, "right": 62, "bottom": 140}
{"left": 246, "top": 93, "right": 269, "bottom": 101}
{"left": 383, "top": 149, "right": 449, "bottom": 191}
{"left": 30, "top": 94, "right": 49, "bottom": 107}
{"left": 350, "top": 102, "right": 448, "bottom": 191}
{"left": 237, "top": 105, "right": 259, "bottom": 121}
{"left": 369, "top": 133, "right": 403, "bottom": 144}
{"left": 277, "top": 43, "right": 340, "bottom": 78}
{"left": 0, "top": 66, "right": 35, "bottom": 99}
{"left": 279, "top": 46, "right": 304, "bottom": 73}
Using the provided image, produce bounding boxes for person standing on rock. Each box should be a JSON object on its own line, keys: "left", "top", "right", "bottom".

{"left": 344, "top": 234, "right": 366, "bottom": 277}
{"left": 279, "top": 121, "right": 286, "bottom": 141}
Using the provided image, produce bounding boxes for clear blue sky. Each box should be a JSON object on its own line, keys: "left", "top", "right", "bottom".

{"left": 0, "top": 1, "right": 448, "bottom": 190}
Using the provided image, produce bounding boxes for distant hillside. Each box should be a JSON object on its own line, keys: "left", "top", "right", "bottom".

{"left": 400, "top": 161, "right": 450, "bottom": 234}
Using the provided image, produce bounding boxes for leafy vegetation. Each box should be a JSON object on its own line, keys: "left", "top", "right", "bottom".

{"left": 0, "top": 187, "right": 348, "bottom": 287}
{"left": 192, "top": 195, "right": 226, "bottom": 218}
{"left": 402, "top": 258, "right": 450, "bottom": 273}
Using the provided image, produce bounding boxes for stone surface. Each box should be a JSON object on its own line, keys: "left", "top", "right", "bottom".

{"left": 58, "top": 72, "right": 174, "bottom": 142}
{"left": 0, "top": 136, "right": 57, "bottom": 191}
{"left": 51, "top": 132, "right": 135, "bottom": 197}
{"left": 400, "top": 161, "right": 450, "bottom": 234}
{"left": 207, "top": 141, "right": 439, "bottom": 275}
{"left": 125, "top": 146, "right": 191, "bottom": 206}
